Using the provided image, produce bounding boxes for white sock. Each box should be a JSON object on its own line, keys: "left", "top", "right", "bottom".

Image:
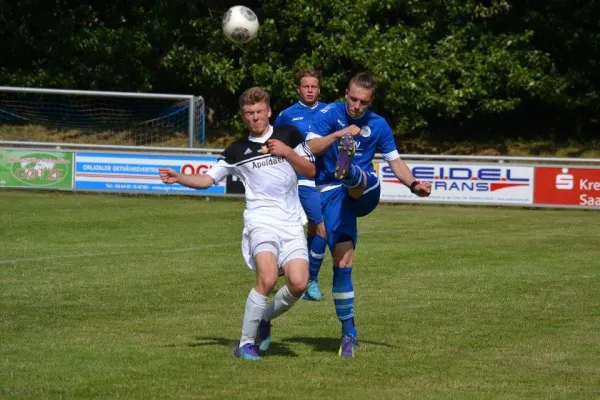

{"left": 262, "top": 285, "right": 300, "bottom": 322}
{"left": 239, "top": 288, "right": 268, "bottom": 347}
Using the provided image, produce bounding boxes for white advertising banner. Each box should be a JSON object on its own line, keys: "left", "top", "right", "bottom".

{"left": 74, "top": 152, "right": 226, "bottom": 195}
{"left": 378, "top": 162, "right": 534, "bottom": 205}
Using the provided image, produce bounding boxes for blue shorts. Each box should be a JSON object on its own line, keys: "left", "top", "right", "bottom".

{"left": 299, "top": 185, "right": 323, "bottom": 225}
{"left": 321, "top": 173, "right": 381, "bottom": 250}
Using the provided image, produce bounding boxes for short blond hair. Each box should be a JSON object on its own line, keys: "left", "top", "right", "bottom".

{"left": 295, "top": 68, "right": 322, "bottom": 86}
{"left": 239, "top": 87, "right": 271, "bottom": 109}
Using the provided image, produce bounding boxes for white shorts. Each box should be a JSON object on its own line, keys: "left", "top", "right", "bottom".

{"left": 241, "top": 223, "right": 308, "bottom": 271}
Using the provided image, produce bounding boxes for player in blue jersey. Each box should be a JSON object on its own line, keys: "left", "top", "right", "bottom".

{"left": 274, "top": 68, "right": 328, "bottom": 301}
{"left": 306, "top": 72, "right": 432, "bottom": 358}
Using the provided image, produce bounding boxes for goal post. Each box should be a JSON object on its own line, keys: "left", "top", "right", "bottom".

{"left": 0, "top": 86, "right": 206, "bottom": 148}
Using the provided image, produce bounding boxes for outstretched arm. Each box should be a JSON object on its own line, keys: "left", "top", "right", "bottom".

{"left": 159, "top": 168, "right": 215, "bottom": 189}
{"left": 387, "top": 158, "right": 431, "bottom": 197}
{"left": 267, "top": 139, "right": 315, "bottom": 178}
{"left": 306, "top": 125, "right": 361, "bottom": 156}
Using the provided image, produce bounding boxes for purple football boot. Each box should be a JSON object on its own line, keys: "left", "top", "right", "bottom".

{"left": 338, "top": 335, "right": 359, "bottom": 358}
{"left": 334, "top": 133, "right": 356, "bottom": 180}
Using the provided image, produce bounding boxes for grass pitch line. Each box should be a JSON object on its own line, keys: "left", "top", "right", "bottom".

{"left": 0, "top": 242, "right": 240, "bottom": 265}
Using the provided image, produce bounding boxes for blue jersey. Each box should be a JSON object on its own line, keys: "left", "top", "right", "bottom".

{"left": 307, "top": 101, "right": 399, "bottom": 187}
{"left": 274, "top": 101, "right": 329, "bottom": 138}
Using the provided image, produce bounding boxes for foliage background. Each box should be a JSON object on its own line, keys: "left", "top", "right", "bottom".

{"left": 1, "top": 0, "right": 598, "bottom": 146}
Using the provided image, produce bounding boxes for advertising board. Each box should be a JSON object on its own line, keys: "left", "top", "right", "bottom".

{"left": 74, "top": 152, "right": 226, "bottom": 195}
{"left": 379, "top": 162, "right": 534, "bottom": 206}
{"left": 0, "top": 150, "right": 74, "bottom": 189}
{"left": 534, "top": 167, "right": 600, "bottom": 208}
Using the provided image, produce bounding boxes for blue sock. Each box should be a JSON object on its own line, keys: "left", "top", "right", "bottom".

{"left": 309, "top": 235, "right": 327, "bottom": 281}
{"left": 307, "top": 234, "right": 315, "bottom": 252}
{"left": 342, "top": 317, "right": 355, "bottom": 335}
{"left": 342, "top": 165, "right": 364, "bottom": 189}
{"left": 332, "top": 266, "right": 357, "bottom": 337}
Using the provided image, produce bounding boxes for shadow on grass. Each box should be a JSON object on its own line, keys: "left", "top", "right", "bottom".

{"left": 282, "top": 336, "right": 402, "bottom": 353}
{"left": 162, "top": 336, "right": 299, "bottom": 357}
{"left": 161, "top": 336, "right": 399, "bottom": 357}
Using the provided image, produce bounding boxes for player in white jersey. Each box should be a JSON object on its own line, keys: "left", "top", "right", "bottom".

{"left": 159, "top": 87, "right": 315, "bottom": 361}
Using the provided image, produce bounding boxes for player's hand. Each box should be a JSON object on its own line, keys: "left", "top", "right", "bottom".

{"left": 344, "top": 125, "right": 361, "bottom": 137}
{"left": 159, "top": 167, "right": 180, "bottom": 184}
{"left": 267, "top": 139, "right": 292, "bottom": 158}
{"left": 414, "top": 181, "right": 432, "bottom": 197}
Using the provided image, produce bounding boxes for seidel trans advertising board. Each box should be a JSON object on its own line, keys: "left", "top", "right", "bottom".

{"left": 379, "top": 162, "right": 534, "bottom": 206}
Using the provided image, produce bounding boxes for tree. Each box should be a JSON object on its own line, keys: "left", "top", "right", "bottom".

{"left": 1, "top": 0, "right": 597, "bottom": 143}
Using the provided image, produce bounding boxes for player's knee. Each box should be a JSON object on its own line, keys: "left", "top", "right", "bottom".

{"left": 333, "top": 252, "right": 354, "bottom": 267}
{"left": 333, "top": 241, "right": 354, "bottom": 266}
{"left": 336, "top": 257, "right": 353, "bottom": 268}
{"left": 282, "top": 257, "right": 309, "bottom": 296}
{"left": 255, "top": 273, "right": 278, "bottom": 294}
{"left": 288, "top": 278, "right": 307, "bottom": 297}
{"left": 287, "top": 271, "right": 308, "bottom": 296}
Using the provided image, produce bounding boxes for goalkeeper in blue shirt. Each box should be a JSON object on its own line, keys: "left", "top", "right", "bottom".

{"left": 306, "top": 72, "right": 432, "bottom": 357}
{"left": 274, "top": 68, "right": 328, "bottom": 301}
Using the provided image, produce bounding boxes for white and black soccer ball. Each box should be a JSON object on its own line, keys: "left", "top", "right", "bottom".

{"left": 222, "top": 6, "right": 259, "bottom": 44}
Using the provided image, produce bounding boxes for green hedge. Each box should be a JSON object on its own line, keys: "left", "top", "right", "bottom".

{"left": 1, "top": 0, "right": 598, "bottom": 141}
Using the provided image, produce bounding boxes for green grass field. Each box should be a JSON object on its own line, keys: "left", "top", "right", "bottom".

{"left": 1, "top": 190, "right": 599, "bottom": 399}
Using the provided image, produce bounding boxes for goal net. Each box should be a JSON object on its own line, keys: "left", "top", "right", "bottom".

{"left": 0, "top": 87, "right": 205, "bottom": 148}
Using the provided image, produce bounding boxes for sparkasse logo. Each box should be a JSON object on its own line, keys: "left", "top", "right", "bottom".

{"left": 555, "top": 168, "right": 574, "bottom": 190}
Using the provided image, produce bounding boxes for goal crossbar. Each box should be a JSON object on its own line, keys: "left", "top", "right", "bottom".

{"left": 0, "top": 86, "right": 195, "bottom": 100}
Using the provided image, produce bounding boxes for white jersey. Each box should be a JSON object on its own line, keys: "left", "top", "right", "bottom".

{"left": 206, "top": 125, "right": 314, "bottom": 227}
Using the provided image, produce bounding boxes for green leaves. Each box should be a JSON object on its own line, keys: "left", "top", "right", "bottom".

{"left": 1, "top": 0, "right": 597, "bottom": 140}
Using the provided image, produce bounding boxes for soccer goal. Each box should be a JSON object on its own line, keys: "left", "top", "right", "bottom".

{"left": 0, "top": 86, "right": 205, "bottom": 148}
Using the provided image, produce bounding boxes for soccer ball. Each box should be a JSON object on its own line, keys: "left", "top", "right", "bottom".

{"left": 222, "top": 6, "right": 259, "bottom": 43}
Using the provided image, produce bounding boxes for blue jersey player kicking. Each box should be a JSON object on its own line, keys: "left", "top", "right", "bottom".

{"left": 306, "top": 72, "right": 432, "bottom": 358}
{"left": 274, "top": 68, "right": 328, "bottom": 301}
